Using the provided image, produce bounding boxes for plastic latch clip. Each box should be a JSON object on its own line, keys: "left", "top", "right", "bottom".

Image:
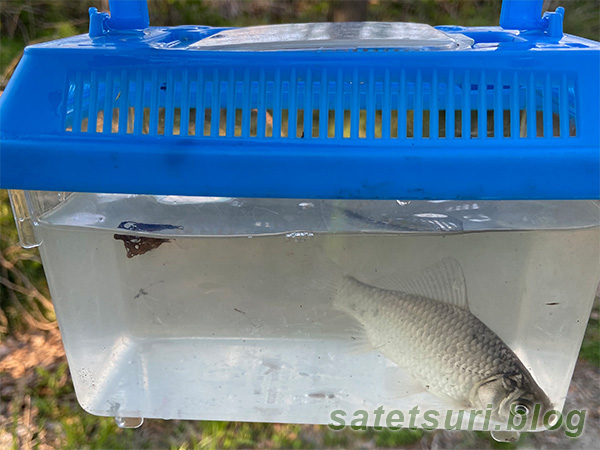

{"left": 500, "top": 0, "right": 564, "bottom": 38}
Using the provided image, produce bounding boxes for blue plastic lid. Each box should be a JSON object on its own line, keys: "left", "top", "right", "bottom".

{"left": 0, "top": 0, "right": 598, "bottom": 200}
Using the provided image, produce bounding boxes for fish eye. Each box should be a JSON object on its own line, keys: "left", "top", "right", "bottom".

{"left": 510, "top": 402, "right": 531, "bottom": 416}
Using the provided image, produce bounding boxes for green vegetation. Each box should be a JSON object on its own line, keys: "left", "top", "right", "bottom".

{"left": 579, "top": 298, "right": 600, "bottom": 367}
{"left": 27, "top": 364, "right": 138, "bottom": 450}
{"left": 373, "top": 427, "right": 424, "bottom": 447}
{"left": 0, "top": 190, "right": 53, "bottom": 336}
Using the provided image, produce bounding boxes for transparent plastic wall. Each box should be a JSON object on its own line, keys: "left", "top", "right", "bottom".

{"left": 11, "top": 191, "right": 600, "bottom": 430}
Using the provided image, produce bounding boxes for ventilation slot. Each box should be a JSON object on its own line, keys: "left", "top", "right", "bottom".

{"left": 64, "top": 69, "right": 578, "bottom": 140}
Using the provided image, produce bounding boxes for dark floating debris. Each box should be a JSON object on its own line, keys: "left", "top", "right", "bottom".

{"left": 117, "top": 221, "right": 183, "bottom": 233}
{"left": 113, "top": 221, "right": 183, "bottom": 258}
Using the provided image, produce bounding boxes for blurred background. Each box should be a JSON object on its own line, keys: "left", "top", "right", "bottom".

{"left": 0, "top": 1, "right": 599, "bottom": 449}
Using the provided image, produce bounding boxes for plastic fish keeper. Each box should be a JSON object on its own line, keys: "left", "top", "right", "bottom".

{"left": 1, "top": 0, "right": 599, "bottom": 436}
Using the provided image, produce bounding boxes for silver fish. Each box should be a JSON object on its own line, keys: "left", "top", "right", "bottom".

{"left": 332, "top": 258, "right": 553, "bottom": 424}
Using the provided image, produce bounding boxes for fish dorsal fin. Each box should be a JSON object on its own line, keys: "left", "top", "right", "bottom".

{"left": 373, "top": 257, "right": 469, "bottom": 310}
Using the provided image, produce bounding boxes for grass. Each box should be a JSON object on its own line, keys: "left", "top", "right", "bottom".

{"left": 373, "top": 427, "right": 424, "bottom": 447}
{"left": 3, "top": 360, "right": 139, "bottom": 450}
{"left": 579, "top": 298, "right": 600, "bottom": 367}
{"left": 0, "top": 190, "right": 54, "bottom": 336}
{"left": 0, "top": 37, "right": 26, "bottom": 79}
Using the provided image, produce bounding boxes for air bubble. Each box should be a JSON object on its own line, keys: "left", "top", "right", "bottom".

{"left": 286, "top": 231, "right": 314, "bottom": 242}
{"left": 414, "top": 213, "right": 448, "bottom": 218}
{"left": 465, "top": 214, "right": 491, "bottom": 222}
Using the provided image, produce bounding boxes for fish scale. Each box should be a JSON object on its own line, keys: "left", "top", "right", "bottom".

{"left": 333, "top": 274, "right": 550, "bottom": 416}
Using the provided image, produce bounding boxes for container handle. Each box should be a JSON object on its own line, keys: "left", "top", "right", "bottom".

{"left": 500, "top": 0, "right": 544, "bottom": 30}
{"left": 89, "top": 0, "right": 149, "bottom": 37}
{"left": 500, "top": 0, "right": 564, "bottom": 37}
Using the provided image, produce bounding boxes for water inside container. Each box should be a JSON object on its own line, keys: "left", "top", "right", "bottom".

{"left": 34, "top": 194, "right": 600, "bottom": 429}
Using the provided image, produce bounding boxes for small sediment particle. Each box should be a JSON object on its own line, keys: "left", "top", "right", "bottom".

{"left": 308, "top": 392, "right": 336, "bottom": 399}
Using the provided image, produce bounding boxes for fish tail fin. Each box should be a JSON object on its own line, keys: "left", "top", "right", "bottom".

{"left": 330, "top": 275, "right": 355, "bottom": 311}
{"left": 310, "top": 255, "right": 344, "bottom": 304}
{"left": 312, "top": 258, "right": 371, "bottom": 351}
{"left": 331, "top": 275, "right": 373, "bottom": 320}
{"left": 312, "top": 258, "right": 361, "bottom": 316}
{"left": 329, "top": 275, "right": 374, "bottom": 355}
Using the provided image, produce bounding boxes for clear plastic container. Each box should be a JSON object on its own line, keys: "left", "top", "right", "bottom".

{"left": 14, "top": 190, "right": 600, "bottom": 430}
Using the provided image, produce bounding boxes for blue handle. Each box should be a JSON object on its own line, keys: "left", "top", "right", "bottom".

{"left": 500, "top": 0, "right": 544, "bottom": 30}
{"left": 107, "top": 0, "right": 149, "bottom": 30}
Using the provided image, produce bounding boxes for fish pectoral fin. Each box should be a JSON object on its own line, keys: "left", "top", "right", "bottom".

{"left": 385, "top": 369, "right": 427, "bottom": 400}
{"left": 372, "top": 257, "right": 469, "bottom": 310}
{"left": 349, "top": 341, "right": 378, "bottom": 355}
{"left": 347, "top": 332, "right": 379, "bottom": 355}
{"left": 344, "top": 322, "right": 394, "bottom": 356}
{"left": 430, "top": 391, "right": 466, "bottom": 411}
